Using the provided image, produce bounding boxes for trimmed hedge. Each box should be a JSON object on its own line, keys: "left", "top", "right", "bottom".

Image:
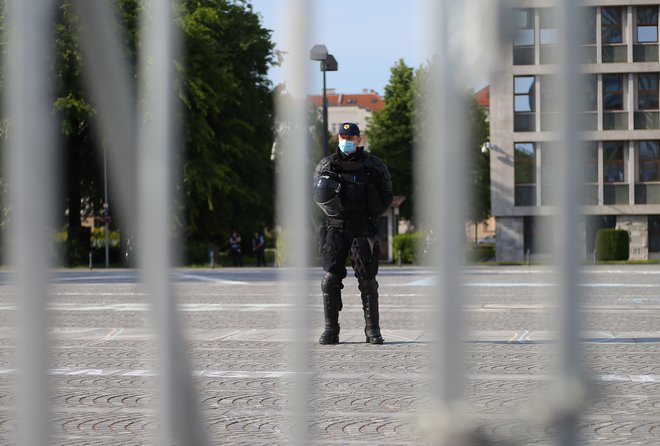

{"left": 393, "top": 232, "right": 424, "bottom": 264}
{"left": 595, "top": 229, "right": 629, "bottom": 261}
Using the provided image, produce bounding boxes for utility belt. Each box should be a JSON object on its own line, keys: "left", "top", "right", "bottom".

{"left": 326, "top": 217, "right": 371, "bottom": 236}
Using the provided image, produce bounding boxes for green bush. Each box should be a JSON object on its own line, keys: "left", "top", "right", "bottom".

{"left": 393, "top": 232, "right": 424, "bottom": 264}
{"left": 595, "top": 229, "right": 629, "bottom": 261}
{"left": 90, "top": 228, "right": 121, "bottom": 248}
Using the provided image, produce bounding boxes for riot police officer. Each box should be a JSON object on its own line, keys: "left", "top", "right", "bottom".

{"left": 313, "top": 122, "right": 393, "bottom": 345}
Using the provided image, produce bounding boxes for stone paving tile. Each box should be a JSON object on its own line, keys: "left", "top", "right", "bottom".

{"left": 0, "top": 267, "right": 659, "bottom": 444}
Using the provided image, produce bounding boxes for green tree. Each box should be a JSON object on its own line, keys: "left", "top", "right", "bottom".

{"left": 466, "top": 93, "right": 491, "bottom": 228}
{"left": 177, "top": 0, "right": 276, "bottom": 244}
{"left": 365, "top": 59, "right": 415, "bottom": 218}
{"left": 367, "top": 59, "right": 491, "bottom": 227}
{"left": 1, "top": 0, "right": 277, "bottom": 259}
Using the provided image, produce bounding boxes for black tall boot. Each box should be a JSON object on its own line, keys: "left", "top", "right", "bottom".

{"left": 319, "top": 272, "right": 343, "bottom": 345}
{"left": 359, "top": 278, "right": 384, "bottom": 344}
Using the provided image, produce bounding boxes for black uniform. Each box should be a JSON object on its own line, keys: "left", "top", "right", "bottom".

{"left": 314, "top": 146, "right": 393, "bottom": 344}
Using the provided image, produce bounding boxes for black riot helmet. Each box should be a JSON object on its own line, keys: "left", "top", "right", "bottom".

{"left": 314, "top": 173, "right": 344, "bottom": 217}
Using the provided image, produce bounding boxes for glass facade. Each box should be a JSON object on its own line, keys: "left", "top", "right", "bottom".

{"left": 639, "top": 141, "right": 660, "bottom": 181}
{"left": 513, "top": 8, "right": 535, "bottom": 65}
{"left": 602, "top": 7, "right": 623, "bottom": 44}
{"left": 637, "top": 6, "right": 658, "bottom": 43}
{"left": 503, "top": 5, "right": 660, "bottom": 260}
{"left": 514, "top": 76, "right": 536, "bottom": 131}
{"left": 514, "top": 142, "right": 536, "bottom": 206}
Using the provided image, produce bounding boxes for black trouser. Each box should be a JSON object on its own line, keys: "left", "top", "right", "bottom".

{"left": 320, "top": 224, "right": 383, "bottom": 342}
{"left": 255, "top": 248, "right": 265, "bottom": 266}
{"left": 230, "top": 248, "right": 242, "bottom": 266}
{"left": 321, "top": 226, "right": 380, "bottom": 280}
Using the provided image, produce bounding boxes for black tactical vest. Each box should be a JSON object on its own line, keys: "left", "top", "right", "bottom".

{"left": 329, "top": 156, "right": 382, "bottom": 224}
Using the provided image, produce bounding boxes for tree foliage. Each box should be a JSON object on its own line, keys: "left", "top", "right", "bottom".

{"left": 366, "top": 59, "right": 491, "bottom": 225}
{"left": 466, "top": 93, "right": 491, "bottom": 225}
{"left": 177, "top": 0, "right": 275, "bottom": 243}
{"left": 1, "top": 0, "right": 278, "bottom": 252}
{"left": 365, "top": 59, "right": 415, "bottom": 218}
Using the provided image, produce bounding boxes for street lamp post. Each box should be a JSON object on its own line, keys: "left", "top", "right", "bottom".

{"left": 103, "top": 145, "right": 110, "bottom": 268}
{"left": 310, "top": 45, "right": 338, "bottom": 157}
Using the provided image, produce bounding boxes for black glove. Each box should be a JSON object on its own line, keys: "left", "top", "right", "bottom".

{"left": 368, "top": 218, "right": 379, "bottom": 236}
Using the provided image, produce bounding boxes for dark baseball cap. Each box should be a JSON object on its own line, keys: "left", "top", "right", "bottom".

{"left": 338, "top": 122, "right": 360, "bottom": 137}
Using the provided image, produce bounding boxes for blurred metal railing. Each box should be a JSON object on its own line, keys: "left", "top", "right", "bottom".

{"left": 3, "top": 0, "right": 589, "bottom": 445}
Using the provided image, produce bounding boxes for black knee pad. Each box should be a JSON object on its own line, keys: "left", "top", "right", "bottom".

{"left": 321, "top": 272, "right": 343, "bottom": 293}
{"left": 358, "top": 277, "right": 378, "bottom": 295}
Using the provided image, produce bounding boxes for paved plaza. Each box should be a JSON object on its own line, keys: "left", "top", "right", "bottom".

{"left": 0, "top": 265, "right": 660, "bottom": 444}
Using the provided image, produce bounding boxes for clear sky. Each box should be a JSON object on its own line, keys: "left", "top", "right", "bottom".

{"left": 249, "top": 0, "right": 427, "bottom": 97}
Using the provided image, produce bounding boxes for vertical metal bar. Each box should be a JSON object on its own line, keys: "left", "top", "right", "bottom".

{"left": 73, "top": 0, "right": 138, "bottom": 236}
{"left": 323, "top": 68, "right": 328, "bottom": 157}
{"left": 137, "top": 1, "right": 208, "bottom": 445}
{"left": 276, "top": 0, "right": 311, "bottom": 444}
{"left": 417, "top": 0, "right": 467, "bottom": 436}
{"left": 556, "top": 0, "right": 586, "bottom": 444}
{"left": 5, "top": 0, "right": 56, "bottom": 445}
{"left": 104, "top": 146, "right": 110, "bottom": 268}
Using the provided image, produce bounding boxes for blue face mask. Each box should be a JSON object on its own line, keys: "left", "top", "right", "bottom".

{"left": 338, "top": 140, "right": 356, "bottom": 155}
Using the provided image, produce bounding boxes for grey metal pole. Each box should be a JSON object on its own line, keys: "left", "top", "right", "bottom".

{"left": 556, "top": 1, "right": 587, "bottom": 444}
{"left": 277, "top": 1, "right": 311, "bottom": 444}
{"left": 322, "top": 66, "right": 329, "bottom": 157}
{"left": 417, "top": 2, "right": 468, "bottom": 443}
{"left": 5, "top": 0, "right": 56, "bottom": 444}
{"left": 104, "top": 145, "right": 110, "bottom": 268}
{"left": 74, "top": 0, "right": 138, "bottom": 240}
{"left": 137, "top": 0, "right": 209, "bottom": 445}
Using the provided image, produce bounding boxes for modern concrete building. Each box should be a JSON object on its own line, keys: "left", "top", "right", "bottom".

{"left": 490, "top": 1, "right": 660, "bottom": 261}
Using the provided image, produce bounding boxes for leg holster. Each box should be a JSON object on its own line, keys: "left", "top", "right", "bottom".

{"left": 319, "top": 272, "right": 343, "bottom": 344}
{"left": 358, "top": 277, "right": 384, "bottom": 344}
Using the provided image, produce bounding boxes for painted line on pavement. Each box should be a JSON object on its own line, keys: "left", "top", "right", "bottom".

{"left": 0, "top": 367, "right": 292, "bottom": 378}
{"left": 405, "top": 278, "right": 657, "bottom": 287}
{"left": 0, "top": 366, "right": 654, "bottom": 383}
{"left": 171, "top": 272, "right": 250, "bottom": 285}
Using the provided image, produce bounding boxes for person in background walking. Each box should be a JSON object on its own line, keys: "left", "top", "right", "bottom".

{"left": 229, "top": 229, "right": 243, "bottom": 267}
{"left": 252, "top": 231, "right": 266, "bottom": 267}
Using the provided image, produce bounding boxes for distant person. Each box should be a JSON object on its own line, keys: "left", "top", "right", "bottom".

{"left": 252, "top": 231, "right": 266, "bottom": 267}
{"left": 313, "top": 122, "right": 393, "bottom": 345}
{"left": 229, "top": 230, "right": 243, "bottom": 267}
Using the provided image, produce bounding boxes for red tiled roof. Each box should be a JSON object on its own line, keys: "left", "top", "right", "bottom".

{"left": 474, "top": 85, "right": 489, "bottom": 108}
{"left": 309, "top": 92, "right": 385, "bottom": 112}
{"left": 390, "top": 196, "right": 406, "bottom": 208}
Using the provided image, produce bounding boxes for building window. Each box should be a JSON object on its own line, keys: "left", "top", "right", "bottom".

{"left": 539, "top": 9, "right": 558, "bottom": 64}
{"left": 582, "top": 142, "right": 599, "bottom": 205}
{"left": 639, "top": 141, "right": 660, "bottom": 181}
{"left": 580, "top": 8, "right": 597, "bottom": 63}
{"left": 649, "top": 216, "right": 660, "bottom": 252}
{"left": 603, "top": 74, "right": 624, "bottom": 110}
{"left": 638, "top": 74, "right": 659, "bottom": 110}
{"left": 637, "top": 6, "right": 658, "bottom": 43}
{"left": 514, "top": 76, "right": 535, "bottom": 131}
{"left": 603, "top": 141, "right": 625, "bottom": 183}
{"left": 585, "top": 142, "right": 598, "bottom": 183}
{"left": 540, "top": 76, "right": 559, "bottom": 130}
{"left": 515, "top": 142, "right": 536, "bottom": 206}
{"left": 602, "top": 7, "right": 623, "bottom": 44}
{"left": 583, "top": 7, "right": 596, "bottom": 45}
{"left": 513, "top": 8, "right": 535, "bottom": 65}
{"left": 513, "top": 8, "right": 534, "bottom": 46}
{"left": 602, "top": 7, "right": 627, "bottom": 62}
